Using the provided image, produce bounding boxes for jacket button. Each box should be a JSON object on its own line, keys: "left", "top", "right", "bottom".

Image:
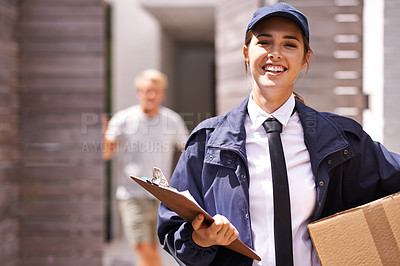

{"left": 241, "top": 174, "right": 246, "bottom": 179}
{"left": 327, "top": 159, "right": 332, "bottom": 165}
{"left": 343, "top": 149, "right": 349, "bottom": 155}
{"left": 319, "top": 181, "right": 324, "bottom": 187}
{"left": 227, "top": 159, "right": 232, "bottom": 164}
{"left": 245, "top": 213, "right": 249, "bottom": 219}
{"left": 209, "top": 155, "right": 213, "bottom": 160}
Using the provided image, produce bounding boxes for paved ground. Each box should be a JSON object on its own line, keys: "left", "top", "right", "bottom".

{"left": 103, "top": 237, "right": 178, "bottom": 266}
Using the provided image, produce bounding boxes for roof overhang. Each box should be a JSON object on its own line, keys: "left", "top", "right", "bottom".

{"left": 139, "top": 0, "right": 216, "bottom": 42}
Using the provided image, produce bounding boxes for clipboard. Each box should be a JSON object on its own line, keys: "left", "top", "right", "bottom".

{"left": 130, "top": 175, "right": 261, "bottom": 261}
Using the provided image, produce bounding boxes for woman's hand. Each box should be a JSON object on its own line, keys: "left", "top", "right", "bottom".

{"left": 191, "top": 214, "right": 239, "bottom": 247}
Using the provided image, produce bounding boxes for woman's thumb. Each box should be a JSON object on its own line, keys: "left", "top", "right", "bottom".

{"left": 191, "top": 214, "right": 204, "bottom": 231}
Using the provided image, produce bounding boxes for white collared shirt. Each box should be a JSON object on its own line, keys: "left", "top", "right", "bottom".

{"left": 245, "top": 94, "right": 319, "bottom": 266}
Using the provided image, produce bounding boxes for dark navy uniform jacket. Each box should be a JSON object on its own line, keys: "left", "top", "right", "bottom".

{"left": 158, "top": 98, "right": 400, "bottom": 266}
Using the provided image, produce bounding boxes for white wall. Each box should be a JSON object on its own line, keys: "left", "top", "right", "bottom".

{"left": 363, "top": 0, "right": 384, "bottom": 143}
{"left": 106, "top": 0, "right": 161, "bottom": 113}
{"left": 383, "top": 0, "right": 400, "bottom": 153}
{"left": 363, "top": 0, "right": 400, "bottom": 153}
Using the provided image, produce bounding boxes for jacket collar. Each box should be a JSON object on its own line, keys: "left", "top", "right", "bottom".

{"left": 295, "top": 100, "right": 350, "bottom": 173}
{"left": 207, "top": 97, "right": 350, "bottom": 172}
{"left": 207, "top": 97, "right": 249, "bottom": 157}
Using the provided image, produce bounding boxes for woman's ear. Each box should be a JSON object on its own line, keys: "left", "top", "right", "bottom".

{"left": 301, "top": 50, "right": 311, "bottom": 70}
{"left": 243, "top": 45, "right": 249, "bottom": 65}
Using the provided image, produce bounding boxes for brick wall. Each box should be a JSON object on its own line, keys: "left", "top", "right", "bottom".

{"left": 0, "top": 0, "right": 19, "bottom": 265}
{"left": 286, "top": 0, "right": 365, "bottom": 123}
{"left": 215, "top": 0, "right": 259, "bottom": 114}
{"left": 17, "top": 0, "right": 105, "bottom": 265}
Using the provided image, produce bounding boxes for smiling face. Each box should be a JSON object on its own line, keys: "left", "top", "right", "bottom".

{"left": 243, "top": 16, "right": 310, "bottom": 113}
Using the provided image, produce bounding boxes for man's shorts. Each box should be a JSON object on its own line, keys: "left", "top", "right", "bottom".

{"left": 118, "top": 198, "right": 160, "bottom": 246}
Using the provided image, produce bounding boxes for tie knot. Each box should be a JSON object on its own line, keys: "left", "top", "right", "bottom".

{"left": 263, "top": 118, "right": 282, "bottom": 133}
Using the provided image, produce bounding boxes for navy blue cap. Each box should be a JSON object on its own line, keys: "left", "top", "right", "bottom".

{"left": 246, "top": 2, "right": 310, "bottom": 42}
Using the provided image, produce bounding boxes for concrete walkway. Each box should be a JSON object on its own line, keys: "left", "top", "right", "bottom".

{"left": 103, "top": 237, "right": 178, "bottom": 266}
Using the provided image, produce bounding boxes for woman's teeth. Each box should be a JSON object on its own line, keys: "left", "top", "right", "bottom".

{"left": 264, "top": 65, "right": 285, "bottom": 73}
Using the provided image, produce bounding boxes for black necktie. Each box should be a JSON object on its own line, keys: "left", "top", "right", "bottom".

{"left": 263, "top": 118, "right": 294, "bottom": 266}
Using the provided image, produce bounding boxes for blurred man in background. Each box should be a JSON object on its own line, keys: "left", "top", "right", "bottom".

{"left": 104, "top": 69, "right": 189, "bottom": 266}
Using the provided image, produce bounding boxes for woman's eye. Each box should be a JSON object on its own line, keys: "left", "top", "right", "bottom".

{"left": 284, "top": 43, "right": 298, "bottom": 48}
{"left": 258, "top": 40, "right": 270, "bottom": 45}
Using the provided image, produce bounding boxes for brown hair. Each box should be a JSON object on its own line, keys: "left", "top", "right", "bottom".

{"left": 243, "top": 26, "right": 313, "bottom": 104}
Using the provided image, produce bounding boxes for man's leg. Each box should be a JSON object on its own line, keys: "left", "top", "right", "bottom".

{"left": 135, "top": 242, "right": 161, "bottom": 266}
{"left": 119, "top": 198, "right": 161, "bottom": 266}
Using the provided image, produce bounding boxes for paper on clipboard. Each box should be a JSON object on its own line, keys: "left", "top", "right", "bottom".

{"left": 130, "top": 174, "right": 261, "bottom": 261}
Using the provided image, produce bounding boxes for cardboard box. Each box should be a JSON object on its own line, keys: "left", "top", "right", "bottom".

{"left": 308, "top": 192, "right": 400, "bottom": 265}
